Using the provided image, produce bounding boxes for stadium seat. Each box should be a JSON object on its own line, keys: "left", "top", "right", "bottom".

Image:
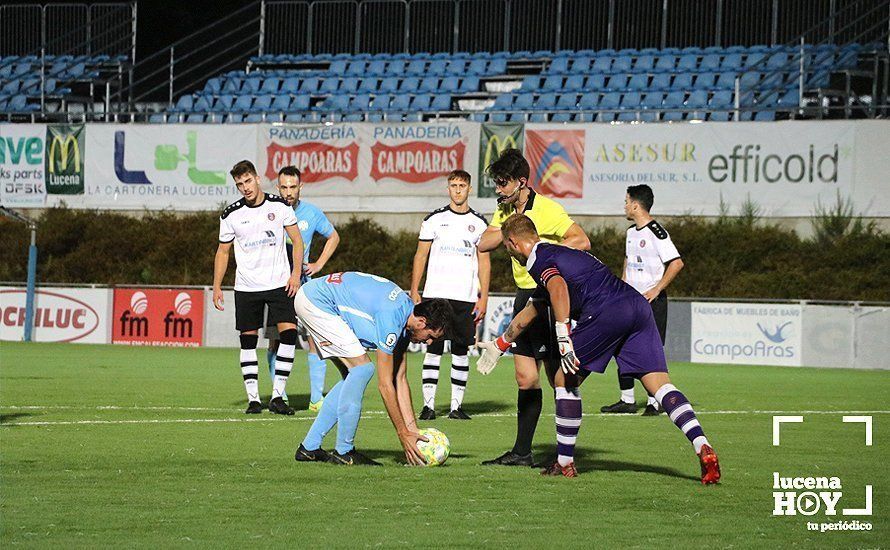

{"left": 520, "top": 76, "right": 540, "bottom": 92}
{"left": 710, "top": 90, "right": 733, "bottom": 108}
{"left": 242, "top": 78, "right": 261, "bottom": 94}
{"left": 411, "top": 94, "right": 433, "bottom": 111}
{"left": 548, "top": 57, "right": 569, "bottom": 74}
{"left": 358, "top": 78, "right": 378, "bottom": 93}
{"left": 721, "top": 53, "right": 743, "bottom": 70}
{"left": 556, "top": 93, "right": 578, "bottom": 111}
{"left": 440, "top": 76, "right": 459, "bottom": 93}
{"left": 579, "top": 92, "right": 599, "bottom": 110}
{"left": 676, "top": 54, "right": 698, "bottom": 72}
{"left": 261, "top": 78, "right": 280, "bottom": 94}
{"left": 700, "top": 54, "right": 722, "bottom": 71}
{"left": 390, "top": 94, "right": 411, "bottom": 111}
{"left": 599, "top": 92, "right": 621, "bottom": 111}
{"left": 320, "top": 78, "right": 340, "bottom": 94}
{"left": 428, "top": 59, "right": 448, "bottom": 75}
{"left": 492, "top": 93, "right": 513, "bottom": 111}
{"left": 654, "top": 54, "right": 676, "bottom": 72}
{"left": 641, "top": 92, "right": 664, "bottom": 109}
{"left": 650, "top": 73, "right": 671, "bottom": 90}
{"left": 693, "top": 73, "right": 717, "bottom": 90}
{"left": 535, "top": 92, "right": 557, "bottom": 110}
{"left": 627, "top": 74, "right": 649, "bottom": 90}
{"left": 584, "top": 74, "right": 606, "bottom": 91}
{"left": 233, "top": 95, "right": 253, "bottom": 112}
{"left": 345, "top": 61, "right": 366, "bottom": 76}
{"left": 350, "top": 94, "right": 371, "bottom": 111}
{"left": 671, "top": 73, "right": 693, "bottom": 90}
{"left": 543, "top": 75, "right": 563, "bottom": 92}
{"left": 446, "top": 59, "right": 467, "bottom": 75}
{"left": 406, "top": 59, "right": 427, "bottom": 75}
{"left": 467, "top": 59, "right": 488, "bottom": 75}
{"left": 194, "top": 96, "right": 212, "bottom": 112}
{"left": 592, "top": 56, "right": 612, "bottom": 72}
{"left": 400, "top": 77, "right": 420, "bottom": 93}
{"left": 514, "top": 93, "right": 534, "bottom": 110}
{"left": 612, "top": 55, "right": 633, "bottom": 73}
{"left": 340, "top": 77, "right": 360, "bottom": 93}
{"left": 370, "top": 94, "right": 392, "bottom": 111}
{"left": 563, "top": 75, "right": 584, "bottom": 92}
{"left": 366, "top": 59, "right": 387, "bottom": 76}
{"left": 387, "top": 59, "right": 407, "bottom": 75}
{"left": 431, "top": 95, "right": 451, "bottom": 111}
{"left": 271, "top": 95, "right": 291, "bottom": 112}
{"left": 419, "top": 77, "right": 440, "bottom": 93}
{"left": 379, "top": 77, "right": 400, "bottom": 94}
{"left": 298, "top": 77, "right": 319, "bottom": 94}
{"left": 606, "top": 74, "right": 629, "bottom": 91}
{"left": 634, "top": 55, "right": 655, "bottom": 72}
{"left": 458, "top": 76, "right": 479, "bottom": 93}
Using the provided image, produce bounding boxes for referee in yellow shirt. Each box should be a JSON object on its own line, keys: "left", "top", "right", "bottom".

{"left": 476, "top": 149, "right": 590, "bottom": 466}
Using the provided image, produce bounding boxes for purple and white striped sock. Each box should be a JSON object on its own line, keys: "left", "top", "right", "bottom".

{"left": 655, "top": 384, "right": 709, "bottom": 454}
{"left": 555, "top": 386, "right": 582, "bottom": 467}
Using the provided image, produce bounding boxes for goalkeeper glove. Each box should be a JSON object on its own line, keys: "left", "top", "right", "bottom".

{"left": 475, "top": 335, "right": 511, "bottom": 375}
{"left": 555, "top": 321, "right": 580, "bottom": 374}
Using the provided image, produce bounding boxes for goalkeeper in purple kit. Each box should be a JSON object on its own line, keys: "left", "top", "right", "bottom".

{"left": 476, "top": 214, "right": 720, "bottom": 483}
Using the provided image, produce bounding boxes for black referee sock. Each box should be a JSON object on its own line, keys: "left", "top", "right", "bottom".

{"left": 512, "top": 388, "right": 543, "bottom": 456}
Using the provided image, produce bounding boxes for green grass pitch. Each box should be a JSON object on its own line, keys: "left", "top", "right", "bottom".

{"left": 1, "top": 342, "right": 887, "bottom": 548}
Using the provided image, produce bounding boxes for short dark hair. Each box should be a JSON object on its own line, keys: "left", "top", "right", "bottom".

{"left": 501, "top": 214, "right": 538, "bottom": 240}
{"left": 413, "top": 299, "right": 453, "bottom": 338}
{"left": 278, "top": 165, "right": 302, "bottom": 180}
{"left": 627, "top": 184, "right": 654, "bottom": 212}
{"left": 448, "top": 169, "right": 471, "bottom": 184}
{"left": 486, "top": 148, "right": 529, "bottom": 183}
{"left": 230, "top": 160, "right": 257, "bottom": 179}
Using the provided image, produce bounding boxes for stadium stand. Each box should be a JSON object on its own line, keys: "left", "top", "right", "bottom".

{"left": 144, "top": 43, "right": 879, "bottom": 123}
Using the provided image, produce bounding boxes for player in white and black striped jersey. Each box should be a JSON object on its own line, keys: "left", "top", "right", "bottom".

{"left": 211, "top": 160, "right": 306, "bottom": 416}
{"left": 601, "top": 184, "right": 685, "bottom": 416}
{"left": 410, "top": 170, "right": 490, "bottom": 420}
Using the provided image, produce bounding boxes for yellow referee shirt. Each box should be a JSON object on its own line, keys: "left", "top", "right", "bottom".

{"left": 490, "top": 189, "right": 575, "bottom": 289}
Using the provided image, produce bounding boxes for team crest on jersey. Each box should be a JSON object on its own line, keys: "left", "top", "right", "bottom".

{"left": 468, "top": 224, "right": 475, "bottom": 232}
{"left": 298, "top": 220, "right": 309, "bottom": 230}
{"left": 640, "top": 239, "right": 646, "bottom": 248}
{"left": 267, "top": 213, "right": 276, "bottom": 221}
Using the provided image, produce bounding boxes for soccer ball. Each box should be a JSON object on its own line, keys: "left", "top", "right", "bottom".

{"left": 417, "top": 428, "right": 450, "bottom": 466}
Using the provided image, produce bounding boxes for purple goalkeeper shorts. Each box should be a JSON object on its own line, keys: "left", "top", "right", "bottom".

{"left": 572, "top": 293, "right": 669, "bottom": 377}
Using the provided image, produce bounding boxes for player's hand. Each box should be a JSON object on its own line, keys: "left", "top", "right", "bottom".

{"left": 643, "top": 288, "right": 660, "bottom": 303}
{"left": 475, "top": 339, "right": 506, "bottom": 375}
{"left": 473, "top": 296, "right": 487, "bottom": 325}
{"left": 212, "top": 288, "right": 225, "bottom": 311}
{"left": 304, "top": 262, "right": 323, "bottom": 276}
{"left": 555, "top": 321, "right": 580, "bottom": 374}
{"left": 409, "top": 290, "right": 422, "bottom": 304}
{"left": 285, "top": 273, "right": 301, "bottom": 297}
{"left": 399, "top": 430, "right": 428, "bottom": 466}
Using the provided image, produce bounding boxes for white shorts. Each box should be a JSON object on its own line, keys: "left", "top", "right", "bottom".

{"left": 293, "top": 288, "right": 366, "bottom": 359}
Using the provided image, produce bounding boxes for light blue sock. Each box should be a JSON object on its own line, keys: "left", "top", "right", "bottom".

{"left": 307, "top": 352, "right": 327, "bottom": 403}
{"left": 302, "top": 380, "right": 343, "bottom": 451}
{"left": 267, "top": 349, "right": 276, "bottom": 381}
{"left": 335, "top": 362, "right": 375, "bottom": 454}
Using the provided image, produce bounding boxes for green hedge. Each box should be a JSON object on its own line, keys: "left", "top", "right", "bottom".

{"left": 1, "top": 207, "right": 887, "bottom": 301}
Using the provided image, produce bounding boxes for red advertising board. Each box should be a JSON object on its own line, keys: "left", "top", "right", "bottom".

{"left": 525, "top": 129, "right": 585, "bottom": 198}
{"left": 112, "top": 288, "right": 204, "bottom": 346}
{"left": 264, "top": 141, "right": 360, "bottom": 183}
{"left": 370, "top": 140, "right": 466, "bottom": 183}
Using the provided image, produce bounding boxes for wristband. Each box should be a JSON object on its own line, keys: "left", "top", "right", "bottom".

{"left": 554, "top": 321, "right": 571, "bottom": 338}
{"left": 494, "top": 335, "right": 511, "bottom": 352}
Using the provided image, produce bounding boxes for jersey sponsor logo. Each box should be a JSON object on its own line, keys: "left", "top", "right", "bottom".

{"left": 369, "top": 141, "right": 466, "bottom": 183}
{"left": 525, "top": 129, "right": 584, "bottom": 199}
{"left": 265, "top": 142, "right": 359, "bottom": 183}
{"left": 326, "top": 273, "right": 343, "bottom": 284}
{"left": 388, "top": 289, "right": 400, "bottom": 301}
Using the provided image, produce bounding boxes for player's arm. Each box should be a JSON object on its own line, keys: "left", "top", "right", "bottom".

{"left": 560, "top": 222, "right": 591, "bottom": 251}
{"left": 621, "top": 257, "right": 628, "bottom": 282}
{"left": 394, "top": 350, "right": 420, "bottom": 434}
{"left": 475, "top": 302, "right": 539, "bottom": 375}
{"left": 305, "top": 228, "right": 340, "bottom": 276}
{"left": 376, "top": 350, "right": 427, "bottom": 465}
{"left": 474, "top": 250, "right": 491, "bottom": 324}
{"left": 409, "top": 240, "right": 432, "bottom": 304}
{"left": 545, "top": 274, "right": 580, "bottom": 374}
{"left": 283, "top": 223, "right": 305, "bottom": 296}
{"left": 477, "top": 225, "right": 502, "bottom": 252}
{"left": 212, "top": 241, "right": 232, "bottom": 311}
{"left": 645, "top": 258, "right": 685, "bottom": 302}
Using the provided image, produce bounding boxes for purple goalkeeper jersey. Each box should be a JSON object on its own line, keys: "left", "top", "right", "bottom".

{"left": 526, "top": 242, "right": 638, "bottom": 319}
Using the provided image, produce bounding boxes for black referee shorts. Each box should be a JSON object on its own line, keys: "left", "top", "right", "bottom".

{"left": 234, "top": 287, "right": 297, "bottom": 332}
{"left": 426, "top": 298, "right": 476, "bottom": 355}
{"left": 512, "top": 287, "right": 555, "bottom": 360}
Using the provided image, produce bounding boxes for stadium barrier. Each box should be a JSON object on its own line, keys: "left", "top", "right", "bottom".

{"left": 2, "top": 284, "right": 887, "bottom": 370}
{"left": 2, "top": 120, "right": 889, "bottom": 217}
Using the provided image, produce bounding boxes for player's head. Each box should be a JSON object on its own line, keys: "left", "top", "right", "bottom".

{"left": 447, "top": 170, "right": 471, "bottom": 207}
{"left": 500, "top": 214, "right": 539, "bottom": 262}
{"left": 625, "top": 184, "right": 654, "bottom": 220}
{"left": 487, "top": 148, "right": 529, "bottom": 205}
{"left": 230, "top": 160, "right": 261, "bottom": 203}
{"left": 277, "top": 165, "right": 302, "bottom": 206}
{"left": 407, "top": 299, "right": 453, "bottom": 344}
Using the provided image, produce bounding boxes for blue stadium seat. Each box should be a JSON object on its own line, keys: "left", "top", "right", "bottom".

{"left": 233, "top": 95, "right": 253, "bottom": 112}
{"left": 214, "top": 95, "right": 235, "bottom": 111}
{"left": 744, "top": 52, "right": 765, "bottom": 68}
{"left": 634, "top": 55, "right": 655, "bottom": 72}
{"left": 693, "top": 73, "right": 717, "bottom": 90}
{"left": 488, "top": 58, "right": 507, "bottom": 74}
{"left": 340, "top": 77, "right": 360, "bottom": 93}
{"left": 710, "top": 90, "right": 733, "bottom": 108}
{"left": 379, "top": 77, "right": 400, "bottom": 94}
{"left": 641, "top": 92, "right": 664, "bottom": 109}
{"left": 411, "top": 94, "right": 433, "bottom": 111}
{"left": 563, "top": 75, "right": 584, "bottom": 92}
{"left": 739, "top": 71, "right": 761, "bottom": 88}
{"left": 676, "top": 54, "right": 698, "bottom": 72}
{"left": 556, "top": 93, "right": 578, "bottom": 111}
{"left": 766, "top": 51, "right": 790, "bottom": 70}
{"left": 514, "top": 93, "right": 535, "bottom": 110}
{"left": 686, "top": 90, "right": 709, "bottom": 108}
{"left": 654, "top": 54, "right": 676, "bottom": 72}
{"left": 520, "top": 76, "right": 540, "bottom": 92}
{"left": 616, "top": 111, "right": 639, "bottom": 122}
{"left": 329, "top": 60, "right": 348, "bottom": 74}
{"left": 543, "top": 75, "right": 563, "bottom": 92}
{"left": 350, "top": 94, "right": 371, "bottom": 111}
{"left": 551, "top": 112, "right": 573, "bottom": 122}
{"left": 592, "top": 56, "right": 612, "bottom": 72}
{"left": 370, "top": 94, "right": 392, "bottom": 111}
{"left": 650, "top": 74, "right": 671, "bottom": 90}
{"left": 584, "top": 74, "right": 605, "bottom": 91}
{"left": 467, "top": 59, "right": 488, "bottom": 75}
{"left": 431, "top": 95, "right": 451, "bottom": 111}
{"left": 569, "top": 57, "right": 591, "bottom": 73}
{"left": 358, "top": 78, "right": 378, "bottom": 93}
{"left": 627, "top": 74, "right": 649, "bottom": 90}
{"left": 458, "top": 76, "right": 479, "bottom": 93}
{"left": 715, "top": 72, "right": 736, "bottom": 89}
{"left": 671, "top": 73, "right": 693, "bottom": 90}
{"left": 241, "top": 78, "right": 261, "bottom": 94}
{"left": 149, "top": 113, "right": 167, "bottom": 123}
{"left": 709, "top": 110, "right": 731, "bottom": 121}
{"left": 184, "top": 113, "right": 205, "bottom": 123}
{"left": 700, "top": 54, "right": 721, "bottom": 71}
{"left": 321, "top": 95, "right": 349, "bottom": 111}
{"left": 204, "top": 78, "right": 222, "bottom": 94}
{"left": 419, "top": 77, "right": 440, "bottom": 93}
{"left": 599, "top": 92, "right": 621, "bottom": 111}
{"left": 777, "top": 88, "right": 800, "bottom": 107}
{"left": 320, "top": 78, "right": 340, "bottom": 94}
{"left": 535, "top": 92, "right": 557, "bottom": 110}
{"left": 579, "top": 92, "right": 599, "bottom": 109}
{"left": 721, "top": 53, "right": 743, "bottom": 70}
{"left": 222, "top": 78, "right": 242, "bottom": 93}
{"left": 194, "top": 96, "right": 212, "bottom": 112}
{"left": 345, "top": 61, "right": 366, "bottom": 76}
{"left": 428, "top": 59, "right": 448, "bottom": 75}
{"left": 606, "top": 74, "right": 629, "bottom": 91}
{"left": 244, "top": 113, "right": 265, "bottom": 122}
{"left": 387, "top": 60, "right": 407, "bottom": 75}
{"left": 400, "top": 77, "right": 420, "bottom": 93}
{"left": 293, "top": 77, "right": 315, "bottom": 94}
{"left": 760, "top": 72, "right": 784, "bottom": 90}
{"left": 446, "top": 59, "right": 467, "bottom": 75}
{"left": 175, "top": 95, "right": 193, "bottom": 111}
{"left": 390, "top": 94, "right": 411, "bottom": 111}
{"left": 492, "top": 94, "right": 513, "bottom": 110}
{"left": 343, "top": 113, "right": 364, "bottom": 122}
{"left": 291, "top": 95, "right": 310, "bottom": 111}
{"left": 754, "top": 110, "right": 775, "bottom": 121}
{"left": 620, "top": 91, "right": 642, "bottom": 109}
{"left": 489, "top": 112, "right": 508, "bottom": 122}
{"left": 284, "top": 113, "right": 305, "bottom": 123}
{"left": 271, "top": 95, "right": 291, "bottom": 112}
{"left": 548, "top": 57, "right": 570, "bottom": 74}
{"left": 261, "top": 77, "right": 281, "bottom": 94}
{"left": 407, "top": 59, "right": 427, "bottom": 75}
{"left": 366, "top": 60, "right": 387, "bottom": 76}
{"left": 440, "top": 76, "right": 459, "bottom": 93}
{"left": 529, "top": 112, "right": 548, "bottom": 122}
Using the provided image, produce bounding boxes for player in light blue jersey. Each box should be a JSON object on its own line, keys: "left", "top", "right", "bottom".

{"left": 293, "top": 272, "right": 454, "bottom": 466}
{"left": 266, "top": 166, "right": 340, "bottom": 411}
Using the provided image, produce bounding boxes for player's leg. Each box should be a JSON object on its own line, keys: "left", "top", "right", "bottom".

{"left": 264, "top": 306, "right": 280, "bottom": 397}
{"left": 640, "top": 372, "right": 720, "bottom": 484}
{"left": 447, "top": 300, "right": 475, "bottom": 419}
{"left": 234, "top": 290, "right": 266, "bottom": 413}
{"left": 268, "top": 321, "right": 297, "bottom": 415}
{"left": 540, "top": 368, "right": 584, "bottom": 478}
{"left": 306, "top": 334, "right": 327, "bottom": 411}
{"left": 641, "top": 292, "right": 669, "bottom": 416}
{"left": 420, "top": 337, "right": 445, "bottom": 420}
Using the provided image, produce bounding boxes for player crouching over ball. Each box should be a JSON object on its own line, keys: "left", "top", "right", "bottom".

{"left": 476, "top": 214, "right": 720, "bottom": 483}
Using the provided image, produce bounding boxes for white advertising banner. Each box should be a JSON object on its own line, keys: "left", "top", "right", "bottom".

{"left": 0, "top": 286, "right": 112, "bottom": 344}
{"left": 0, "top": 124, "right": 46, "bottom": 207}
{"left": 257, "top": 122, "right": 480, "bottom": 212}
{"left": 691, "top": 301, "right": 803, "bottom": 366}
{"left": 202, "top": 289, "right": 237, "bottom": 348}
{"left": 75, "top": 124, "right": 258, "bottom": 210}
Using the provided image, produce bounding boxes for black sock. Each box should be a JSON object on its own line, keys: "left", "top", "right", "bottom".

{"left": 618, "top": 374, "right": 635, "bottom": 391}
{"left": 512, "top": 388, "right": 543, "bottom": 456}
